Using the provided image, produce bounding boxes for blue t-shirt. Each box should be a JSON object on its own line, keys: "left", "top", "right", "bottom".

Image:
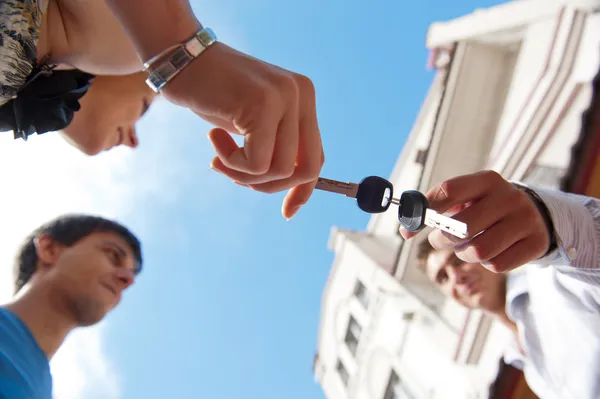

{"left": 0, "top": 308, "right": 52, "bottom": 399}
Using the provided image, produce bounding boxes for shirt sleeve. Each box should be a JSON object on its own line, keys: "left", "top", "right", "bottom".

{"left": 527, "top": 187, "right": 600, "bottom": 285}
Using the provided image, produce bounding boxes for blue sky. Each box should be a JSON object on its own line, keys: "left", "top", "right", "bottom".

{"left": 65, "top": 1, "right": 509, "bottom": 398}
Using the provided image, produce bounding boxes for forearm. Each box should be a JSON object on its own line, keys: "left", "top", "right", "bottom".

{"left": 104, "top": 0, "right": 202, "bottom": 60}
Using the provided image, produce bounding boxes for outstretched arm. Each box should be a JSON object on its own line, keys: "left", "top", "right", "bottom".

{"left": 101, "top": 0, "right": 324, "bottom": 220}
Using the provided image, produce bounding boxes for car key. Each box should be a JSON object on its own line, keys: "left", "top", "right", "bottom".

{"left": 316, "top": 176, "right": 468, "bottom": 239}
{"left": 398, "top": 190, "right": 467, "bottom": 239}
{"left": 316, "top": 176, "right": 394, "bottom": 213}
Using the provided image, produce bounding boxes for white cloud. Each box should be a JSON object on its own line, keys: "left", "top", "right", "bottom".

{"left": 50, "top": 322, "right": 120, "bottom": 399}
{"left": 0, "top": 100, "right": 189, "bottom": 399}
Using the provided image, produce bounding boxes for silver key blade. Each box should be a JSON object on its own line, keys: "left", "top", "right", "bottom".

{"left": 316, "top": 177, "right": 359, "bottom": 198}
{"left": 424, "top": 209, "right": 468, "bottom": 239}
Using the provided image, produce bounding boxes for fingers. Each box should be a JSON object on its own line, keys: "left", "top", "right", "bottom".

{"left": 482, "top": 236, "right": 547, "bottom": 273}
{"left": 399, "top": 227, "right": 417, "bottom": 240}
{"left": 399, "top": 171, "right": 502, "bottom": 241}
{"left": 252, "top": 74, "right": 322, "bottom": 191}
{"left": 208, "top": 128, "right": 239, "bottom": 164}
{"left": 271, "top": 84, "right": 323, "bottom": 217}
{"left": 281, "top": 136, "right": 325, "bottom": 219}
{"left": 281, "top": 179, "right": 319, "bottom": 220}
{"left": 425, "top": 170, "right": 505, "bottom": 214}
{"left": 248, "top": 107, "right": 322, "bottom": 216}
{"left": 208, "top": 105, "right": 279, "bottom": 176}
{"left": 209, "top": 104, "right": 299, "bottom": 184}
{"left": 452, "top": 212, "right": 528, "bottom": 264}
{"left": 209, "top": 74, "right": 323, "bottom": 218}
{"left": 427, "top": 187, "right": 517, "bottom": 249}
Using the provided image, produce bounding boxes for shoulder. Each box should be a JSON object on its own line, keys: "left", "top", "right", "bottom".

{"left": 0, "top": 308, "right": 52, "bottom": 398}
{"left": 48, "top": 0, "right": 142, "bottom": 74}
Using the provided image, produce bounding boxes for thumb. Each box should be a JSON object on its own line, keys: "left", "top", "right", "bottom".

{"left": 425, "top": 171, "right": 497, "bottom": 214}
{"left": 398, "top": 226, "right": 418, "bottom": 240}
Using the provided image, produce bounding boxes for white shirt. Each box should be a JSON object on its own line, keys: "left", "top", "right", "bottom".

{"left": 504, "top": 187, "right": 600, "bottom": 399}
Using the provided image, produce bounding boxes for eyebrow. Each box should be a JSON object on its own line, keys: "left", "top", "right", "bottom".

{"left": 140, "top": 97, "right": 150, "bottom": 117}
{"left": 99, "top": 239, "right": 141, "bottom": 274}
{"left": 101, "top": 239, "right": 127, "bottom": 258}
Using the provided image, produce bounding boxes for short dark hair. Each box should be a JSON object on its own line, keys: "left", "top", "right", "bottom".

{"left": 13, "top": 214, "right": 143, "bottom": 294}
{"left": 415, "top": 238, "right": 436, "bottom": 271}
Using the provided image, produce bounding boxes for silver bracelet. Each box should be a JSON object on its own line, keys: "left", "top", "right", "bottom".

{"left": 144, "top": 27, "right": 217, "bottom": 92}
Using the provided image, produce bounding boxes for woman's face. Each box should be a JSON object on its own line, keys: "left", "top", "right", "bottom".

{"left": 61, "top": 72, "right": 158, "bottom": 155}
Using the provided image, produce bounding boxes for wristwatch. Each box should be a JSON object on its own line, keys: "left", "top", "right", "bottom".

{"left": 144, "top": 27, "right": 217, "bottom": 92}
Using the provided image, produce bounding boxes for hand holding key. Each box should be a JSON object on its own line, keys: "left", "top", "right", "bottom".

{"left": 316, "top": 176, "right": 467, "bottom": 239}
{"left": 400, "top": 170, "right": 553, "bottom": 273}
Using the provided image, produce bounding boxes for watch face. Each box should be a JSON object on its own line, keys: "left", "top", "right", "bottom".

{"left": 200, "top": 28, "right": 217, "bottom": 44}
{"left": 171, "top": 48, "right": 193, "bottom": 69}
{"left": 146, "top": 75, "right": 161, "bottom": 92}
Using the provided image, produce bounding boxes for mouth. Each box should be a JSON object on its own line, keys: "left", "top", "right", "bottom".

{"left": 463, "top": 283, "right": 478, "bottom": 296}
{"left": 459, "top": 277, "right": 480, "bottom": 297}
{"left": 100, "top": 282, "right": 118, "bottom": 297}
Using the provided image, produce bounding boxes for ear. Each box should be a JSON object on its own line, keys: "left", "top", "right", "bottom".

{"left": 33, "top": 234, "right": 64, "bottom": 269}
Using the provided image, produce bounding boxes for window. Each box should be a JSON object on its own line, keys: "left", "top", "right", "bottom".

{"left": 344, "top": 315, "right": 362, "bottom": 356}
{"left": 336, "top": 359, "right": 349, "bottom": 386}
{"left": 414, "top": 148, "right": 429, "bottom": 166}
{"left": 383, "top": 370, "right": 416, "bottom": 399}
{"left": 354, "top": 280, "right": 370, "bottom": 309}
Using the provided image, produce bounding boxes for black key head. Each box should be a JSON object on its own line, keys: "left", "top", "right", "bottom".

{"left": 356, "top": 176, "right": 394, "bottom": 213}
{"left": 398, "top": 190, "right": 430, "bottom": 232}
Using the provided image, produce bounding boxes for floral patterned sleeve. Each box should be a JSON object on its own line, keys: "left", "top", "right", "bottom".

{"left": 0, "top": 0, "right": 44, "bottom": 107}
{"left": 0, "top": 0, "right": 94, "bottom": 141}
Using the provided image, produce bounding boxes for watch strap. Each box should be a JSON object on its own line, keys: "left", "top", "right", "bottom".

{"left": 144, "top": 27, "right": 217, "bottom": 92}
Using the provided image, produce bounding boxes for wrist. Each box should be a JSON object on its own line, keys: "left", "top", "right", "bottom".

{"left": 143, "top": 27, "right": 217, "bottom": 93}
{"left": 513, "top": 183, "right": 557, "bottom": 257}
{"left": 141, "top": 19, "right": 203, "bottom": 62}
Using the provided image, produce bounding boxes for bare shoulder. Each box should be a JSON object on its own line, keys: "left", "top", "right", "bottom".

{"left": 53, "top": 0, "right": 142, "bottom": 74}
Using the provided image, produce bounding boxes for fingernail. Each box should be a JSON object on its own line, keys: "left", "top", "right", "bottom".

{"left": 210, "top": 161, "right": 222, "bottom": 173}
{"left": 233, "top": 181, "right": 248, "bottom": 187}
{"left": 284, "top": 205, "right": 301, "bottom": 221}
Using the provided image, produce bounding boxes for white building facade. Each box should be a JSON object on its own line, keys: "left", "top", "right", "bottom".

{"left": 313, "top": 1, "right": 600, "bottom": 398}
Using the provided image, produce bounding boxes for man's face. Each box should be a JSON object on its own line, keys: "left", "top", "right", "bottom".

{"left": 424, "top": 248, "right": 505, "bottom": 312}
{"left": 38, "top": 231, "right": 137, "bottom": 326}
{"left": 61, "top": 72, "right": 158, "bottom": 155}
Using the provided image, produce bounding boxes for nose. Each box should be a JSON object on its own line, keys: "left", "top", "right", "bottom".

{"left": 115, "top": 268, "right": 135, "bottom": 291}
{"left": 124, "top": 126, "right": 139, "bottom": 149}
{"left": 447, "top": 266, "right": 468, "bottom": 285}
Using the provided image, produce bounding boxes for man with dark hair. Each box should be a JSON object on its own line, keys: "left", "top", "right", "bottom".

{"left": 404, "top": 170, "right": 599, "bottom": 399}
{"left": 0, "top": 214, "right": 143, "bottom": 398}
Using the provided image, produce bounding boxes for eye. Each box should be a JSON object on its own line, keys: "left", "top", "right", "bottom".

{"left": 105, "top": 247, "right": 121, "bottom": 266}
{"left": 436, "top": 270, "right": 448, "bottom": 284}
